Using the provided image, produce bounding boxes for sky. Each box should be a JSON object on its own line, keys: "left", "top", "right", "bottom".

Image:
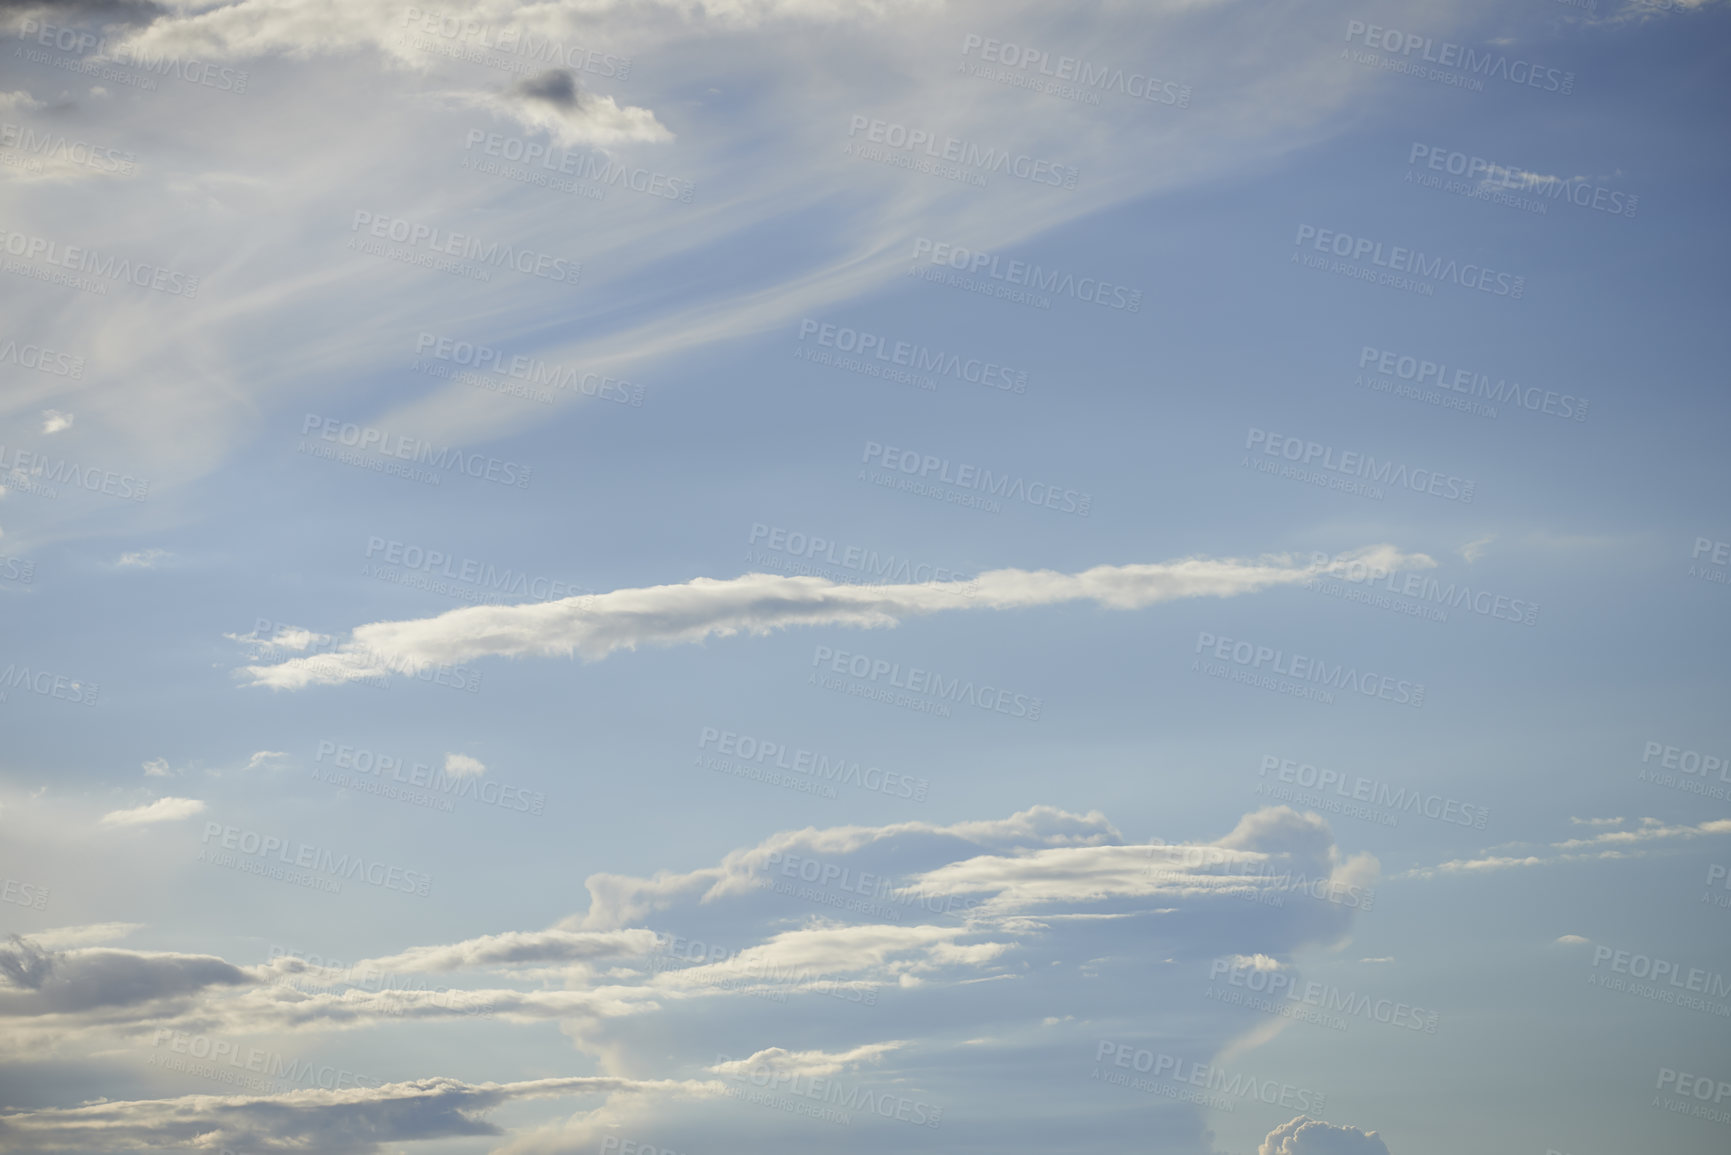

{"left": 0, "top": 0, "right": 1729, "bottom": 1153}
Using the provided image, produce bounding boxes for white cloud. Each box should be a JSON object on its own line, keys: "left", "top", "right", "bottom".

{"left": 443, "top": 752, "right": 487, "bottom": 778}
{"left": 96, "top": 797, "right": 206, "bottom": 827}
{"left": 117, "top": 548, "right": 172, "bottom": 569}
{"left": 1555, "top": 935, "right": 1590, "bottom": 945}
{"left": 39, "top": 410, "right": 72, "bottom": 434}
{"left": 1460, "top": 535, "right": 1493, "bottom": 563}
{"left": 1404, "top": 817, "right": 1731, "bottom": 878}
{"left": 141, "top": 757, "right": 174, "bottom": 777}
{"left": 1260, "top": 1116, "right": 1391, "bottom": 1155}
{"left": 21, "top": 923, "right": 143, "bottom": 950}
{"left": 239, "top": 546, "right": 1432, "bottom": 690}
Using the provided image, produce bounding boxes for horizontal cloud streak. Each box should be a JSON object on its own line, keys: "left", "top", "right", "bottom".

{"left": 240, "top": 546, "right": 1432, "bottom": 689}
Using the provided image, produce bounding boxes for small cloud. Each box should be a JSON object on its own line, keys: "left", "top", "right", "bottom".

{"left": 1461, "top": 535, "right": 1494, "bottom": 563}
{"left": 98, "top": 797, "right": 206, "bottom": 828}
{"left": 241, "top": 750, "right": 289, "bottom": 772}
{"left": 1555, "top": 934, "right": 1590, "bottom": 945}
{"left": 453, "top": 69, "right": 672, "bottom": 149}
{"left": 141, "top": 757, "right": 175, "bottom": 778}
{"left": 41, "top": 411, "right": 73, "bottom": 435}
{"left": 0, "top": 91, "right": 42, "bottom": 115}
{"left": 1359, "top": 956, "right": 1394, "bottom": 964}
{"left": 117, "top": 548, "right": 171, "bottom": 569}
{"left": 444, "top": 753, "right": 486, "bottom": 778}
{"left": 1570, "top": 816, "right": 1625, "bottom": 827}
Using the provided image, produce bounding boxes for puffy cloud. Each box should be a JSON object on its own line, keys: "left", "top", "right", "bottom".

{"left": 116, "top": 547, "right": 170, "bottom": 568}
{"left": 96, "top": 797, "right": 206, "bottom": 827}
{"left": 450, "top": 68, "right": 672, "bottom": 149}
{"left": 240, "top": 547, "right": 1431, "bottom": 690}
{"left": 443, "top": 752, "right": 486, "bottom": 778}
{"left": 39, "top": 410, "right": 72, "bottom": 434}
{"left": 1260, "top": 1116, "right": 1391, "bottom": 1155}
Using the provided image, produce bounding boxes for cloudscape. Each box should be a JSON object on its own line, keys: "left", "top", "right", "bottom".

{"left": 1, "top": 1, "right": 1728, "bottom": 1153}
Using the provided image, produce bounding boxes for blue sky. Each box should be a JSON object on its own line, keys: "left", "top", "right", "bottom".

{"left": 1, "top": 1, "right": 1729, "bottom": 1153}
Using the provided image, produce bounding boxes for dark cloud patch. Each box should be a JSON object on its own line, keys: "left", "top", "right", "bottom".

{"left": 512, "top": 69, "right": 582, "bottom": 110}
{"left": 0, "top": 939, "right": 253, "bottom": 1015}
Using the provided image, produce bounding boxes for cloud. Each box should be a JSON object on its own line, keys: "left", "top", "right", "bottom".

{"left": 239, "top": 546, "right": 1432, "bottom": 690}
{"left": 450, "top": 74, "right": 672, "bottom": 149}
{"left": 1460, "top": 535, "right": 1493, "bottom": 563}
{"left": 0, "top": 938, "right": 253, "bottom": 1015}
{"left": 116, "top": 548, "right": 171, "bottom": 568}
{"left": 314, "top": 928, "right": 658, "bottom": 976}
{"left": 0, "top": 1074, "right": 723, "bottom": 1155}
{"left": 1403, "top": 817, "right": 1731, "bottom": 878}
{"left": 240, "top": 749, "right": 289, "bottom": 772}
{"left": 22, "top": 923, "right": 142, "bottom": 950}
{"left": 709, "top": 1040, "right": 903, "bottom": 1080}
{"left": 1260, "top": 1117, "right": 1390, "bottom": 1155}
{"left": 140, "top": 757, "right": 174, "bottom": 777}
{"left": 39, "top": 410, "right": 72, "bottom": 434}
{"left": 443, "top": 752, "right": 486, "bottom": 778}
{"left": 96, "top": 797, "right": 206, "bottom": 827}
{"left": 1555, "top": 935, "right": 1590, "bottom": 945}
